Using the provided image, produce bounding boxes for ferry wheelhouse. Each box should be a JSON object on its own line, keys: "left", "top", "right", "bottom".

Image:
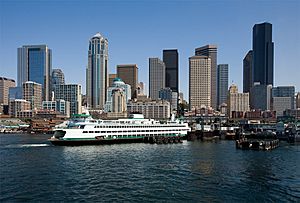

{"left": 49, "top": 114, "right": 191, "bottom": 145}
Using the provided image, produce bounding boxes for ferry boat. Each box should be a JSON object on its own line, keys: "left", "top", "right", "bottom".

{"left": 49, "top": 114, "right": 191, "bottom": 146}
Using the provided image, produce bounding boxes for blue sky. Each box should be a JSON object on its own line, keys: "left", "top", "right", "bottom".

{"left": 0, "top": 0, "right": 299, "bottom": 99}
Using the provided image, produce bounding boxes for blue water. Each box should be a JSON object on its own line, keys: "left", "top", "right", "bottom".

{"left": 0, "top": 134, "right": 299, "bottom": 202}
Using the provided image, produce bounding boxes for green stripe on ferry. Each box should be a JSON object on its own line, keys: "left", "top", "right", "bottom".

{"left": 63, "top": 138, "right": 97, "bottom": 141}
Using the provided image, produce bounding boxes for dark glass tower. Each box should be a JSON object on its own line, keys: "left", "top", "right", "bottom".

{"left": 217, "top": 64, "right": 228, "bottom": 107}
{"left": 18, "top": 45, "right": 52, "bottom": 101}
{"left": 163, "top": 49, "right": 178, "bottom": 93}
{"left": 253, "top": 22, "right": 274, "bottom": 86}
{"left": 243, "top": 50, "right": 253, "bottom": 93}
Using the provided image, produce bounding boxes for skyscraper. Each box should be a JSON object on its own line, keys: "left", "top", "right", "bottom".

{"left": 117, "top": 64, "right": 138, "bottom": 99}
{"left": 217, "top": 64, "right": 228, "bottom": 107}
{"left": 86, "top": 33, "right": 108, "bottom": 109}
{"left": 243, "top": 50, "right": 253, "bottom": 93}
{"left": 52, "top": 69, "right": 65, "bottom": 88}
{"left": 163, "top": 49, "right": 178, "bottom": 93}
{"left": 253, "top": 22, "right": 274, "bottom": 86}
{"left": 18, "top": 45, "right": 52, "bottom": 101}
{"left": 22, "top": 81, "right": 42, "bottom": 110}
{"left": 195, "top": 45, "right": 217, "bottom": 110}
{"left": 54, "top": 84, "right": 82, "bottom": 115}
{"left": 149, "top": 58, "right": 165, "bottom": 100}
{"left": 0, "top": 77, "right": 15, "bottom": 106}
{"left": 189, "top": 55, "right": 211, "bottom": 110}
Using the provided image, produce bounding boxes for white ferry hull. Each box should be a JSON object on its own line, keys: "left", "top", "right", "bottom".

{"left": 49, "top": 115, "right": 191, "bottom": 146}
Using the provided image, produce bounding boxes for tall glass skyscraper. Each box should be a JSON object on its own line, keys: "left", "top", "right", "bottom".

{"left": 163, "top": 49, "right": 178, "bottom": 93}
{"left": 17, "top": 45, "right": 52, "bottom": 101}
{"left": 217, "top": 64, "right": 228, "bottom": 107}
{"left": 253, "top": 22, "right": 274, "bottom": 86}
{"left": 243, "top": 50, "right": 253, "bottom": 93}
{"left": 86, "top": 33, "right": 108, "bottom": 109}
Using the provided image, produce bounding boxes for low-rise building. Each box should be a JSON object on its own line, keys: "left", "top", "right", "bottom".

{"left": 283, "top": 109, "right": 300, "bottom": 119}
{"left": 9, "top": 99, "right": 31, "bottom": 117}
{"left": 273, "top": 97, "right": 292, "bottom": 117}
{"left": 227, "top": 84, "right": 249, "bottom": 118}
{"left": 104, "top": 78, "right": 131, "bottom": 113}
{"left": 159, "top": 87, "right": 178, "bottom": 111}
{"left": 127, "top": 99, "right": 170, "bottom": 119}
{"left": 43, "top": 100, "right": 70, "bottom": 118}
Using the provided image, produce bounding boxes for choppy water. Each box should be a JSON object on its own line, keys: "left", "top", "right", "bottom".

{"left": 0, "top": 134, "right": 299, "bottom": 202}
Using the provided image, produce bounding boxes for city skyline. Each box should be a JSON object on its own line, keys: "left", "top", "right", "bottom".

{"left": 1, "top": 1, "right": 300, "bottom": 99}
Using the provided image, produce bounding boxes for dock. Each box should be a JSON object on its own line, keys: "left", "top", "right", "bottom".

{"left": 143, "top": 136, "right": 183, "bottom": 144}
{"left": 236, "top": 138, "right": 279, "bottom": 150}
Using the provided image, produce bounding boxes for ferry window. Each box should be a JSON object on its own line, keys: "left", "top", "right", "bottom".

{"left": 118, "top": 135, "right": 122, "bottom": 138}
{"left": 107, "top": 131, "right": 111, "bottom": 133}
{"left": 80, "top": 125, "right": 85, "bottom": 129}
{"left": 89, "top": 131, "right": 94, "bottom": 133}
{"left": 83, "top": 131, "right": 88, "bottom": 133}
{"left": 101, "top": 131, "right": 106, "bottom": 133}
{"left": 95, "top": 131, "right": 100, "bottom": 133}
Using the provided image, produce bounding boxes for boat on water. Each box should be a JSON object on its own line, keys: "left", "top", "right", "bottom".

{"left": 49, "top": 113, "right": 191, "bottom": 146}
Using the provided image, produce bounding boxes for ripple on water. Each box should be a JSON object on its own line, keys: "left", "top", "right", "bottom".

{"left": 1, "top": 136, "right": 300, "bottom": 202}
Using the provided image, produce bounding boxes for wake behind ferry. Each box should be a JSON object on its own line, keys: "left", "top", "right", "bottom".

{"left": 49, "top": 113, "right": 191, "bottom": 146}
